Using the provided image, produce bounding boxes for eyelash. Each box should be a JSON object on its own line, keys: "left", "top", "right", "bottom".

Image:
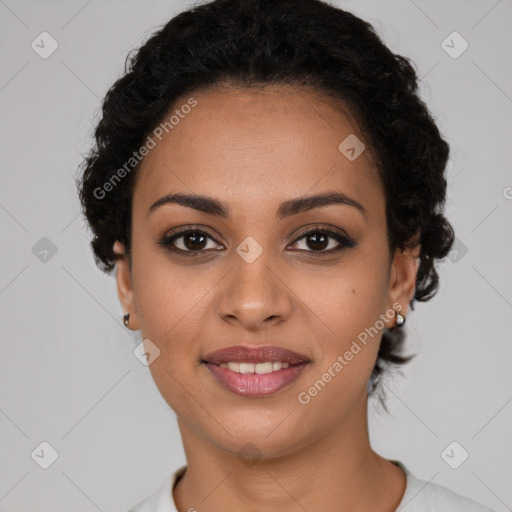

{"left": 158, "top": 225, "right": 356, "bottom": 259}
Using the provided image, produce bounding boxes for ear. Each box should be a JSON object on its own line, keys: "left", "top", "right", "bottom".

{"left": 386, "top": 233, "right": 421, "bottom": 327}
{"left": 113, "top": 241, "right": 140, "bottom": 331}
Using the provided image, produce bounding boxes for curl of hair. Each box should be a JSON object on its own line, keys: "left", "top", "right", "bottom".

{"left": 77, "top": 0, "right": 455, "bottom": 400}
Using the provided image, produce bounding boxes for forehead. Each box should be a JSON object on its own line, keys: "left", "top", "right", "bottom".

{"left": 133, "top": 85, "right": 383, "bottom": 221}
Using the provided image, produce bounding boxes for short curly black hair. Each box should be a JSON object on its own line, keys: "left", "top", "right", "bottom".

{"left": 77, "top": 0, "right": 455, "bottom": 398}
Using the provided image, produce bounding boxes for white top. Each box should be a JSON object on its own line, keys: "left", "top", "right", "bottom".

{"left": 126, "top": 461, "right": 495, "bottom": 511}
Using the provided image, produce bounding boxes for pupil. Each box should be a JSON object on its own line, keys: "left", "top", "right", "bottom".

{"left": 308, "top": 233, "right": 328, "bottom": 250}
{"left": 185, "top": 232, "right": 207, "bottom": 250}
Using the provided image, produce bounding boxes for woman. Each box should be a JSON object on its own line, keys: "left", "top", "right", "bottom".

{"left": 78, "top": 0, "right": 495, "bottom": 510}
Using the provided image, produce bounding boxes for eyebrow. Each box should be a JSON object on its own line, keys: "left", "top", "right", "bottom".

{"left": 148, "top": 191, "right": 366, "bottom": 220}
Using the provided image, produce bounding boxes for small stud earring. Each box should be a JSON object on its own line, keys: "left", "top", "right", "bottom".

{"left": 123, "top": 313, "right": 130, "bottom": 328}
{"left": 395, "top": 311, "right": 406, "bottom": 327}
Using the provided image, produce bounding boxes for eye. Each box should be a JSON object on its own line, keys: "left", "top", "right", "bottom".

{"left": 158, "top": 224, "right": 356, "bottom": 258}
{"left": 288, "top": 226, "right": 356, "bottom": 257}
{"left": 158, "top": 227, "right": 223, "bottom": 256}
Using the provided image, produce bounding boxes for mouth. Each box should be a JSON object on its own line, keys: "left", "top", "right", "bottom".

{"left": 201, "top": 345, "right": 310, "bottom": 397}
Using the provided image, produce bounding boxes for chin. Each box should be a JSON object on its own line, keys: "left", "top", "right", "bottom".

{"left": 203, "top": 413, "right": 315, "bottom": 460}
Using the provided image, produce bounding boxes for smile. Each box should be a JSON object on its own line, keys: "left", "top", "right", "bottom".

{"left": 203, "top": 361, "right": 309, "bottom": 397}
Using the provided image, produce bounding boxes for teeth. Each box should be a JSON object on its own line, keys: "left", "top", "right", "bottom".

{"left": 255, "top": 362, "right": 273, "bottom": 374}
{"left": 219, "top": 361, "right": 290, "bottom": 373}
{"left": 239, "top": 362, "right": 254, "bottom": 374}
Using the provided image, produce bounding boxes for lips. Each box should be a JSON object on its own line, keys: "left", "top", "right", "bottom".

{"left": 203, "top": 345, "right": 310, "bottom": 365}
{"left": 202, "top": 345, "right": 310, "bottom": 397}
{"left": 204, "top": 362, "right": 308, "bottom": 397}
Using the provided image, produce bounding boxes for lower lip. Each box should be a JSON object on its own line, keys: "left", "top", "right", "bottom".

{"left": 204, "top": 362, "right": 309, "bottom": 397}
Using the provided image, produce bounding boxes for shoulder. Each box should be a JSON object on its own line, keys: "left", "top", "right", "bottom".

{"left": 125, "top": 465, "right": 186, "bottom": 512}
{"left": 394, "top": 461, "right": 495, "bottom": 512}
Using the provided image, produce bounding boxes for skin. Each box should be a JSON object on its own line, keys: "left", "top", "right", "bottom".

{"left": 114, "top": 85, "right": 420, "bottom": 512}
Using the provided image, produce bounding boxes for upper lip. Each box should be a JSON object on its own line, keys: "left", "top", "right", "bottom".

{"left": 203, "top": 345, "right": 310, "bottom": 365}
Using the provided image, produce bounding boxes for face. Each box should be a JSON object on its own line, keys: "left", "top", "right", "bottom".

{"left": 115, "top": 85, "right": 419, "bottom": 459}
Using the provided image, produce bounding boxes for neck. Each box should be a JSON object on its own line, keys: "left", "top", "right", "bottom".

{"left": 173, "top": 393, "right": 406, "bottom": 512}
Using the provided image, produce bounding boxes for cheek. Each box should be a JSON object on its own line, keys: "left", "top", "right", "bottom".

{"left": 291, "top": 250, "right": 391, "bottom": 391}
{"left": 132, "top": 262, "right": 211, "bottom": 353}
{"left": 294, "top": 254, "right": 390, "bottom": 342}
{"left": 130, "top": 247, "right": 225, "bottom": 407}
{"left": 131, "top": 255, "right": 212, "bottom": 412}
{"left": 293, "top": 281, "right": 388, "bottom": 421}
{"left": 130, "top": 229, "right": 209, "bottom": 337}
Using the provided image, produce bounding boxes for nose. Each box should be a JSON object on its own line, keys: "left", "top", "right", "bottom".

{"left": 216, "top": 250, "right": 293, "bottom": 332}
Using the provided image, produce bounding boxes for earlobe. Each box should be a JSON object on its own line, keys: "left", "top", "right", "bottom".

{"left": 113, "top": 241, "right": 140, "bottom": 330}
{"left": 387, "top": 240, "right": 421, "bottom": 325}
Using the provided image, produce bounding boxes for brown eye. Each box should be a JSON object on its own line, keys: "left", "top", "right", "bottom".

{"left": 178, "top": 231, "right": 208, "bottom": 251}
{"left": 289, "top": 227, "right": 356, "bottom": 256}
{"left": 159, "top": 228, "right": 224, "bottom": 256}
{"left": 301, "top": 232, "right": 331, "bottom": 251}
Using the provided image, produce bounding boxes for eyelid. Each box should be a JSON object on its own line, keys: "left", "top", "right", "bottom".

{"left": 291, "top": 223, "right": 352, "bottom": 242}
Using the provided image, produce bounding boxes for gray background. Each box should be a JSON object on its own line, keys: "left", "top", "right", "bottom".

{"left": 1, "top": 0, "right": 511, "bottom": 510}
